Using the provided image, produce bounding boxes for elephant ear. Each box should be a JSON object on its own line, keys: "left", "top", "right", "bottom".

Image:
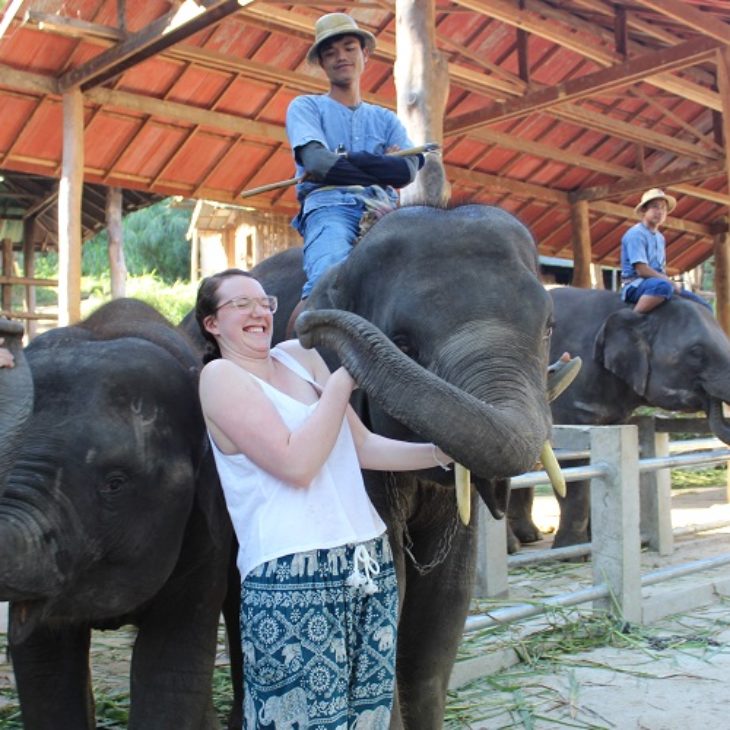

{"left": 193, "top": 438, "right": 232, "bottom": 550}
{"left": 593, "top": 308, "right": 651, "bottom": 396}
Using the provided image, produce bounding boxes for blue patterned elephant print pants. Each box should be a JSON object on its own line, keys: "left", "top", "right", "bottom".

{"left": 241, "top": 534, "right": 398, "bottom": 729}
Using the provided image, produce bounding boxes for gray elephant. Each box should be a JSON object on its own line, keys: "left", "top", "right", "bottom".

{"left": 251, "top": 204, "right": 555, "bottom": 728}
{"left": 0, "top": 300, "right": 233, "bottom": 729}
{"left": 508, "top": 285, "right": 730, "bottom": 548}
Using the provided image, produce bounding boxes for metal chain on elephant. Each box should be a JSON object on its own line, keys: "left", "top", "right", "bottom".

{"left": 385, "top": 472, "right": 460, "bottom": 576}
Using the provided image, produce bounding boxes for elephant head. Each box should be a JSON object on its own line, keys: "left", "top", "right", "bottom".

{"left": 594, "top": 296, "right": 730, "bottom": 443}
{"left": 0, "top": 300, "right": 228, "bottom": 643}
{"left": 299, "top": 204, "right": 554, "bottom": 516}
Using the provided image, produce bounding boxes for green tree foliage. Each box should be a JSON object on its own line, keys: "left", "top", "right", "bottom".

{"left": 82, "top": 199, "right": 193, "bottom": 283}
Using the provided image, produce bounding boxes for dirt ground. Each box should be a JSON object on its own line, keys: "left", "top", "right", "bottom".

{"left": 0, "top": 485, "right": 729, "bottom": 729}
{"left": 447, "top": 485, "right": 730, "bottom": 729}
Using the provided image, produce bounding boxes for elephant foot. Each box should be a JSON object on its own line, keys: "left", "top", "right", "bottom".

{"left": 552, "top": 528, "right": 590, "bottom": 557}
{"left": 510, "top": 517, "right": 543, "bottom": 545}
{"left": 505, "top": 524, "right": 521, "bottom": 554}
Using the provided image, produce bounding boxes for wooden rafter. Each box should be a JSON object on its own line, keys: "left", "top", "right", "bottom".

{"left": 451, "top": 0, "right": 721, "bottom": 111}
{"left": 573, "top": 160, "right": 727, "bottom": 202}
{"left": 445, "top": 36, "right": 721, "bottom": 135}
{"left": 58, "top": 0, "right": 256, "bottom": 92}
{"left": 631, "top": 0, "right": 730, "bottom": 44}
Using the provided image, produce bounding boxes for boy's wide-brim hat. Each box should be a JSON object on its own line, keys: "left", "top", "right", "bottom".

{"left": 307, "top": 13, "right": 376, "bottom": 64}
{"left": 634, "top": 188, "right": 677, "bottom": 215}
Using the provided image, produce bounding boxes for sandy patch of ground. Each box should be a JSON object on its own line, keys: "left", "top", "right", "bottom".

{"left": 447, "top": 486, "right": 730, "bottom": 729}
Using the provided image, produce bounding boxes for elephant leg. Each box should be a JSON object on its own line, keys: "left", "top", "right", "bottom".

{"left": 393, "top": 520, "right": 476, "bottom": 729}
{"left": 223, "top": 545, "right": 244, "bottom": 730}
{"left": 504, "top": 521, "right": 522, "bottom": 554}
{"left": 507, "top": 486, "right": 542, "bottom": 544}
{"left": 129, "top": 600, "right": 222, "bottom": 730}
{"left": 11, "top": 623, "right": 94, "bottom": 730}
{"left": 553, "top": 477, "right": 590, "bottom": 549}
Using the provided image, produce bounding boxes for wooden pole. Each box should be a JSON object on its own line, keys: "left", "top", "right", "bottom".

{"left": 713, "top": 221, "right": 730, "bottom": 335}
{"left": 23, "top": 217, "right": 37, "bottom": 339}
{"left": 395, "top": 0, "right": 450, "bottom": 207}
{"left": 570, "top": 199, "right": 593, "bottom": 288}
{"left": 106, "top": 186, "right": 126, "bottom": 298}
{"left": 1, "top": 238, "right": 12, "bottom": 313}
{"left": 58, "top": 88, "right": 84, "bottom": 325}
{"left": 715, "top": 46, "right": 730, "bottom": 335}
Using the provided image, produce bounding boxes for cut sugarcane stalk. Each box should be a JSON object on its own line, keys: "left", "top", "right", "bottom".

{"left": 455, "top": 463, "right": 471, "bottom": 525}
{"left": 540, "top": 440, "right": 566, "bottom": 498}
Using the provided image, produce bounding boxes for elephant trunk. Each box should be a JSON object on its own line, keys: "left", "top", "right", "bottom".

{"left": 0, "top": 320, "right": 33, "bottom": 489}
{"left": 0, "top": 508, "right": 65, "bottom": 600}
{"left": 708, "top": 398, "right": 730, "bottom": 445}
{"left": 296, "top": 310, "right": 549, "bottom": 478}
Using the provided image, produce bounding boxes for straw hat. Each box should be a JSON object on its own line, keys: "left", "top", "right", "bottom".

{"left": 634, "top": 188, "right": 677, "bottom": 216}
{"left": 306, "top": 13, "right": 376, "bottom": 64}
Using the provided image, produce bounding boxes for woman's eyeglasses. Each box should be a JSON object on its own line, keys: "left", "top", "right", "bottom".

{"left": 216, "top": 295, "right": 278, "bottom": 314}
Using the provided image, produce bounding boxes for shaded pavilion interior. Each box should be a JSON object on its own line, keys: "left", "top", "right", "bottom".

{"left": 1, "top": 0, "right": 730, "bottom": 321}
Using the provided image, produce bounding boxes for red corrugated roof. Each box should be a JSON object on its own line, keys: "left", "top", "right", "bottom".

{"left": 1, "top": 0, "right": 729, "bottom": 272}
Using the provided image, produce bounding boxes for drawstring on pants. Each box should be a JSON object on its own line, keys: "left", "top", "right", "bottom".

{"left": 347, "top": 544, "right": 380, "bottom": 595}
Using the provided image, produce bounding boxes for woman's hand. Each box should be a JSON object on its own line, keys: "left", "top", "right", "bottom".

{"left": 0, "top": 339, "right": 14, "bottom": 369}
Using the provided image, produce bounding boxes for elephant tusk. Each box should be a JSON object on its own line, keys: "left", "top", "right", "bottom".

{"left": 455, "top": 463, "right": 471, "bottom": 525}
{"left": 540, "top": 441, "right": 566, "bottom": 498}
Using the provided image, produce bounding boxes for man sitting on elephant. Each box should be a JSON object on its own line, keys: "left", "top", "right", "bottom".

{"left": 620, "top": 188, "right": 711, "bottom": 314}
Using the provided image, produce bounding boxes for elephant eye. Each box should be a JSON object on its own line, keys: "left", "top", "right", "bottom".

{"left": 688, "top": 344, "right": 705, "bottom": 362}
{"left": 544, "top": 323, "right": 554, "bottom": 340}
{"left": 392, "top": 334, "right": 414, "bottom": 357}
{"left": 101, "top": 471, "right": 129, "bottom": 495}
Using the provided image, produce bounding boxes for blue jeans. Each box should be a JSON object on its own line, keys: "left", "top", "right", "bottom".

{"left": 623, "top": 277, "right": 712, "bottom": 312}
{"left": 299, "top": 203, "right": 365, "bottom": 299}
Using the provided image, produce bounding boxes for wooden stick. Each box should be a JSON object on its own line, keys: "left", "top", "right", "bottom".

{"left": 239, "top": 142, "right": 440, "bottom": 198}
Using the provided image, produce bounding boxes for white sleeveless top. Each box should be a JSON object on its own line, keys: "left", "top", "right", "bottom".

{"left": 209, "top": 346, "right": 386, "bottom": 580}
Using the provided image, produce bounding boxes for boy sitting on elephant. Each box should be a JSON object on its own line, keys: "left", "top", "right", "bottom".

{"left": 620, "top": 188, "right": 711, "bottom": 314}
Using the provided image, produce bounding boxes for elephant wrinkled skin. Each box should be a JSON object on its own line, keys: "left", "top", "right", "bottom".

{"left": 509, "top": 286, "right": 730, "bottom": 549}
{"left": 0, "top": 300, "right": 232, "bottom": 729}
{"left": 252, "top": 204, "right": 555, "bottom": 728}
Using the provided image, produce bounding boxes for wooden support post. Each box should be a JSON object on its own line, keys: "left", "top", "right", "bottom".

{"left": 58, "top": 88, "right": 84, "bottom": 326}
{"left": 570, "top": 199, "right": 593, "bottom": 288}
{"left": 395, "top": 0, "right": 450, "bottom": 206}
{"left": 473, "top": 501, "right": 509, "bottom": 598}
{"left": 1, "top": 238, "right": 12, "bottom": 313}
{"left": 590, "top": 425, "right": 642, "bottom": 624}
{"left": 713, "top": 222, "right": 730, "bottom": 335}
{"left": 106, "top": 186, "right": 126, "bottom": 299}
{"left": 190, "top": 229, "right": 200, "bottom": 284}
{"left": 717, "top": 47, "right": 730, "bottom": 335}
{"left": 636, "top": 415, "right": 673, "bottom": 556}
{"left": 22, "top": 217, "right": 37, "bottom": 339}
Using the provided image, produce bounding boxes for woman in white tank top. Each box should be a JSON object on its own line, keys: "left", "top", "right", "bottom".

{"left": 195, "top": 268, "right": 452, "bottom": 730}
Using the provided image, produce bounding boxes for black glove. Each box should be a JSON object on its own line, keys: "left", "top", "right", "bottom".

{"left": 321, "top": 157, "right": 380, "bottom": 187}
{"left": 347, "top": 151, "right": 415, "bottom": 188}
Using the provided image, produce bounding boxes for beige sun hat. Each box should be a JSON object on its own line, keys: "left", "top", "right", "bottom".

{"left": 634, "top": 188, "right": 677, "bottom": 216}
{"left": 306, "top": 13, "right": 376, "bottom": 64}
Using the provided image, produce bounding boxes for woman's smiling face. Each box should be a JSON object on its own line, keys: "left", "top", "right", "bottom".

{"left": 205, "top": 275, "right": 275, "bottom": 357}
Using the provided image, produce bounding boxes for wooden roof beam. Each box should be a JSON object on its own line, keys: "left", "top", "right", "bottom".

{"left": 631, "top": 0, "right": 730, "bottom": 44}
{"left": 446, "top": 35, "right": 721, "bottom": 135}
{"left": 451, "top": 0, "right": 722, "bottom": 111}
{"left": 444, "top": 164, "right": 569, "bottom": 204}
{"left": 573, "top": 160, "right": 727, "bottom": 202}
{"left": 58, "top": 0, "right": 256, "bottom": 92}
